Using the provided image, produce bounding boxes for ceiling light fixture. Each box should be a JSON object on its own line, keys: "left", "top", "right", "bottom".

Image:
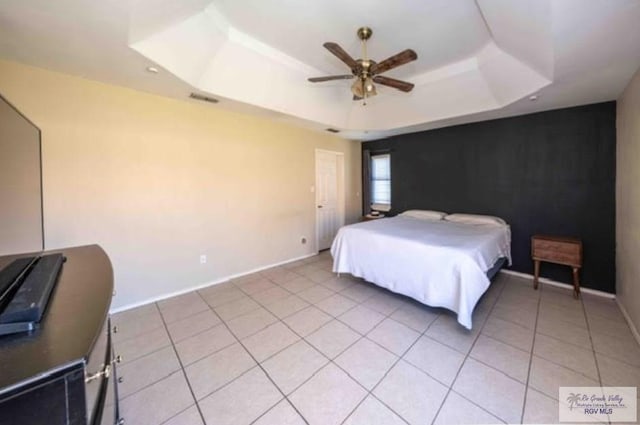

{"left": 529, "top": 94, "right": 539, "bottom": 101}
{"left": 146, "top": 66, "right": 159, "bottom": 74}
{"left": 308, "top": 27, "right": 417, "bottom": 105}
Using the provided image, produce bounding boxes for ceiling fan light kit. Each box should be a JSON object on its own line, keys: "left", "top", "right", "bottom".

{"left": 308, "top": 26, "right": 417, "bottom": 105}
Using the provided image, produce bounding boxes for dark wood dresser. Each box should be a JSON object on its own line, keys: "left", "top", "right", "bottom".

{"left": 531, "top": 235, "right": 583, "bottom": 297}
{"left": 0, "top": 245, "right": 121, "bottom": 425}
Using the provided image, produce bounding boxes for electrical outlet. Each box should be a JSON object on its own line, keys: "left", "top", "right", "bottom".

{"left": 200, "top": 254, "right": 207, "bottom": 264}
{"left": 301, "top": 237, "right": 307, "bottom": 244}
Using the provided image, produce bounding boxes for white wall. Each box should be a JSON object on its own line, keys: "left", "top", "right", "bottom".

{"left": 616, "top": 66, "right": 640, "bottom": 334}
{"left": 0, "top": 60, "right": 361, "bottom": 310}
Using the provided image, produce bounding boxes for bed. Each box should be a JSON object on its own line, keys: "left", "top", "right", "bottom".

{"left": 331, "top": 212, "right": 511, "bottom": 329}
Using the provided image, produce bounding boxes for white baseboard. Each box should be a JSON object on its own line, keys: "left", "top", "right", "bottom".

{"left": 615, "top": 299, "right": 640, "bottom": 348}
{"left": 499, "top": 269, "right": 615, "bottom": 299}
{"left": 109, "top": 251, "right": 319, "bottom": 314}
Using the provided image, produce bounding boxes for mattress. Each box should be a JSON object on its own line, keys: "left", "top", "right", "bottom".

{"left": 331, "top": 216, "right": 511, "bottom": 329}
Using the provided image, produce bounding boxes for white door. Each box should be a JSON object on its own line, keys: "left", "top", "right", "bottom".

{"left": 316, "top": 150, "right": 344, "bottom": 251}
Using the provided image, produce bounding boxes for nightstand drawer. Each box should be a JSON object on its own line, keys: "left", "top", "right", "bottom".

{"left": 532, "top": 249, "right": 580, "bottom": 266}
{"left": 532, "top": 239, "right": 580, "bottom": 256}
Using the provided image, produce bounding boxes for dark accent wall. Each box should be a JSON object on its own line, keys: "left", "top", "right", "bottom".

{"left": 363, "top": 102, "right": 616, "bottom": 293}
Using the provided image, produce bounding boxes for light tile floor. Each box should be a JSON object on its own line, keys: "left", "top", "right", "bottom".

{"left": 112, "top": 251, "right": 640, "bottom": 425}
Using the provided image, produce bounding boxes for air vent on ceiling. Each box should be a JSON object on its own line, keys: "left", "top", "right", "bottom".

{"left": 189, "top": 93, "right": 219, "bottom": 104}
{"left": 325, "top": 128, "right": 340, "bottom": 133}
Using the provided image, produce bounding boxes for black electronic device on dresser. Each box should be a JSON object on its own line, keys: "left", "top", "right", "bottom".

{"left": 0, "top": 245, "right": 122, "bottom": 425}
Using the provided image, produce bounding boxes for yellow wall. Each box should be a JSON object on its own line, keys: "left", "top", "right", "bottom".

{"left": 0, "top": 60, "right": 361, "bottom": 310}
{"left": 616, "top": 66, "right": 640, "bottom": 336}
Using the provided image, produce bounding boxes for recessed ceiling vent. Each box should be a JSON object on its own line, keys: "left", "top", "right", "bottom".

{"left": 325, "top": 128, "right": 340, "bottom": 133}
{"left": 189, "top": 93, "right": 219, "bottom": 104}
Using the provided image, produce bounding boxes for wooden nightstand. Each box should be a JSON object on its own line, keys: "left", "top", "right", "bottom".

{"left": 362, "top": 214, "right": 385, "bottom": 221}
{"left": 531, "top": 235, "right": 583, "bottom": 298}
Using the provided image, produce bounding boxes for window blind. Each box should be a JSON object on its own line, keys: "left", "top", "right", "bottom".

{"left": 371, "top": 154, "right": 391, "bottom": 207}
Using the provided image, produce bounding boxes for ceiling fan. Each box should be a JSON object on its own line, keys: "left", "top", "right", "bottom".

{"left": 308, "top": 27, "right": 418, "bottom": 104}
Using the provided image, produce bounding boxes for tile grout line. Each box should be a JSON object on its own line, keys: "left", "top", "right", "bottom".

{"left": 465, "top": 349, "right": 529, "bottom": 386}
{"left": 530, "top": 290, "right": 640, "bottom": 367}
{"left": 535, "top": 326, "right": 593, "bottom": 350}
{"left": 158, "top": 404, "right": 199, "bottom": 425}
{"left": 341, "top": 277, "right": 498, "bottom": 425}
{"left": 116, "top": 342, "right": 172, "bottom": 371}
{"left": 532, "top": 290, "right": 629, "bottom": 393}
{"left": 518, "top": 280, "right": 544, "bottom": 424}
{"left": 478, "top": 332, "right": 530, "bottom": 356}
{"left": 213, "top": 269, "right": 372, "bottom": 342}
{"left": 178, "top": 340, "right": 237, "bottom": 369}
{"left": 248, "top": 272, "right": 418, "bottom": 424}
{"left": 120, "top": 296, "right": 290, "bottom": 374}
{"left": 196, "top": 289, "right": 312, "bottom": 425}
{"left": 272, "top": 298, "right": 391, "bottom": 390}
{"left": 115, "top": 354, "right": 183, "bottom": 403}
{"left": 273, "top": 279, "right": 409, "bottom": 423}
{"left": 361, "top": 277, "right": 536, "bottom": 424}
{"left": 207, "top": 271, "right": 308, "bottom": 346}
{"left": 153, "top": 302, "right": 209, "bottom": 425}
{"left": 424, "top": 281, "right": 536, "bottom": 423}
{"left": 203, "top": 273, "right": 356, "bottom": 381}
{"left": 538, "top": 301, "right": 594, "bottom": 330}
{"left": 588, "top": 347, "right": 640, "bottom": 370}
{"left": 114, "top": 264, "right": 635, "bottom": 425}
{"left": 446, "top": 389, "right": 508, "bottom": 424}
{"left": 110, "top": 320, "right": 166, "bottom": 345}
{"left": 116, "top": 263, "right": 410, "bottom": 417}
{"left": 274, "top": 272, "right": 511, "bottom": 424}
{"left": 114, "top": 317, "right": 225, "bottom": 404}
{"left": 580, "top": 291, "right": 611, "bottom": 425}
{"left": 481, "top": 315, "right": 536, "bottom": 353}
{"left": 337, "top": 296, "right": 432, "bottom": 425}
{"left": 428, "top": 276, "right": 510, "bottom": 425}
{"left": 201, "top": 323, "right": 306, "bottom": 422}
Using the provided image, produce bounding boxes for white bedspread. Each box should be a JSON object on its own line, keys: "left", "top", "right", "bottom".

{"left": 331, "top": 216, "right": 511, "bottom": 329}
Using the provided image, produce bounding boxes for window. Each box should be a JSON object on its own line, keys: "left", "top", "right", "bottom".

{"left": 370, "top": 153, "right": 391, "bottom": 211}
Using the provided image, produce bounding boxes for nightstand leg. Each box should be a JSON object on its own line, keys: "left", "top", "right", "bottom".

{"left": 533, "top": 260, "right": 540, "bottom": 290}
{"left": 572, "top": 267, "right": 580, "bottom": 299}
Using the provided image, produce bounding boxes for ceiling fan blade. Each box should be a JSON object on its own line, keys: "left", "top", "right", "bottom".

{"left": 372, "top": 76, "right": 415, "bottom": 92}
{"left": 308, "top": 75, "right": 354, "bottom": 83}
{"left": 323, "top": 42, "right": 359, "bottom": 70}
{"left": 371, "top": 49, "right": 417, "bottom": 75}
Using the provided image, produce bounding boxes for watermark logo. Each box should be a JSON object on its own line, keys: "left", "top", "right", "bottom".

{"left": 559, "top": 387, "right": 637, "bottom": 423}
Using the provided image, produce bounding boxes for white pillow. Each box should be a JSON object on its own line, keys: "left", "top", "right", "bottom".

{"left": 400, "top": 209, "right": 447, "bottom": 221}
{"left": 444, "top": 213, "right": 507, "bottom": 226}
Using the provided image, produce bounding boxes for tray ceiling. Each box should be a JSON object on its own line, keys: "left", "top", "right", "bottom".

{"left": 1, "top": 0, "right": 639, "bottom": 139}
